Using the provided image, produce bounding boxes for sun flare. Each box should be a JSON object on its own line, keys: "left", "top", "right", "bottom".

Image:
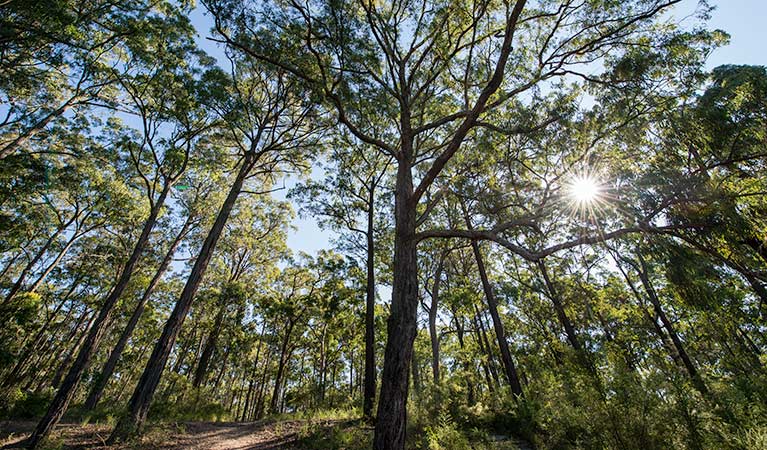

{"left": 568, "top": 175, "right": 601, "bottom": 205}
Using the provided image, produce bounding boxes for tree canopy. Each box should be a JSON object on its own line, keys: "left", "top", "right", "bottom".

{"left": 1, "top": 1, "right": 766, "bottom": 449}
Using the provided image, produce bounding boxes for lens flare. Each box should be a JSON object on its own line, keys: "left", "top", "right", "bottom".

{"left": 569, "top": 176, "right": 600, "bottom": 205}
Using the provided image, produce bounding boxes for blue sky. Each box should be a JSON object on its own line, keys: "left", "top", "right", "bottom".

{"left": 700, "top": 0, "right": 767, "bottom": 67}
{"left": 189, "top": 0, "right": 767, "bottom": 257}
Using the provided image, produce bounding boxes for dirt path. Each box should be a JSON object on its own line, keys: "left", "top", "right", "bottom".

{"left": 0, "top": 419, "right": 325, "bottom": 450}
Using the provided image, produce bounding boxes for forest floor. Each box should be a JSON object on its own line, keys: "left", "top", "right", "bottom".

{"left": 1, "top": 418, "right": 531, "bottom": 449}
{"left": 0, "top": 418, "right": 328, "bottom": 449}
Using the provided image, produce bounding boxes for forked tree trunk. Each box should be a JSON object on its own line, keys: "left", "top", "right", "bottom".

{"left": 109, "top": 154, "right": 254, "bottom": 443}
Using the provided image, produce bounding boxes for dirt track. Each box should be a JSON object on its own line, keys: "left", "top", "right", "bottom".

{"left": 0, "top": 419, "right": 318, "bottom": 449}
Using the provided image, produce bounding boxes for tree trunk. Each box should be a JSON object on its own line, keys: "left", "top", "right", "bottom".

{"left": 474, "top": 307, "right": 500, "bottom": 388}
{"left": 193, "top": 303, "right": 226, "bottom": 388}
{"left": 454, "top": 314, "right": 474, "bottom": 405}
{"left": 0, "top": 251, "right": 23, "bottom": 281}
{"left": 27, "top": 183, "right": 170, "bottom": 449}
{"left": 0, "top": 97, "right": 77, "bottom": 159}
{"left": 470, "top": 323, "right": 495, "bottom": 392}
{"left": 537, "top": 259, "right": 582, "bottom": 353}
{"left": 3, "top": 213, "right": 75, "bottom": 305}
{"left": 271, "top": 325, "right": 293, "bottom": 414}
{"left": 50, "top": 312, "right": 94, "bottom": 389}
{"left": 2, "top": 279, "right": 81, "bottom": 387}
{"left": 636, "top": 255, "right": 708, "bottom": 394}
{"left": 373, "top": 162, "right": 418, "bottom": 450}
{"left": 109, "top": 155, "right": 254, "bottom": 442}
{"left": 27, "top": 231, "right": 81, "bottom": 294}
{"left": 410, "top": 349, "right": 422, "bottom": 400}
{"left": 363, "top": 184, "right": 377, "bottom": 418}
{"left": 428, "top": 256, "right": 444, "bottom": 383}
{"left": 84, "top": 216, "right": 192, "bottom": 410}
{"left": 471, "top": 241, "right": 523, "bottom": 397}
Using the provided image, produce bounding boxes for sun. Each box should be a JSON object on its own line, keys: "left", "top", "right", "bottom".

{"left": 569, "top": 175, "right": 601, "bottom": 205}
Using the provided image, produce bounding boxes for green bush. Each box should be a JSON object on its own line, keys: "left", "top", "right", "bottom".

{"left": 148, "top": 394, "right": 231, "bottom": 422}
{"left": 422, "top": 411, "right": 473, "bottom": 450}
{"left": 0, "top": 387, "right": 54, "bottom": 419}
{"left": 295, "top": 420, "right": 372, "bottom": 450}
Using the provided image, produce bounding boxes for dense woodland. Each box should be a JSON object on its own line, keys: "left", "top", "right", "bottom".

{"left": 0, "top": 0, "right": 766, "bottom": 449}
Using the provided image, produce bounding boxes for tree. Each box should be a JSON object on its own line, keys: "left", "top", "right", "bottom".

{"left": 290, "top": 134, "right": 391, "bottom": 417}
{"left": 205, "top": 1, "right": 723, "bottom": 446}
{"left": 24, "top": 8, "right": 213, "bottom": 445}
{"left": 108, "top": 53, "right": 320, "bottom": 441}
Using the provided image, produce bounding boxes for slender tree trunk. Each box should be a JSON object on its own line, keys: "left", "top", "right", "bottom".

{"left": 613, "top": 254, "right": 683, "bottom": 366}
{"left": 27, "top": 231, "right": 80, "bottom": 294}
{"left": 254, "top": 346, "right": 273, "bottom": 420}
{"left": 410, "top": 349, "right": 422, "bottom": 400}
{"left": 318, "top": 326, "right": 327, "bottom": 404}
{"left": 271, "top": 327, "right": 292, "bottom": 414}
{"left": 454, "top": 315, "right": 474, "bottom": 405}
{"left": 0, "top": 251, "right": 23, "bottom": 281}
{"left": 193, "top": 303, "right": 226, "bottom": 388}
{"left": 363, "top": 185, "right": 377, "bottom": 418}
{"left": 109, "top": 155, "right": 255, "bottom": 442}
{"left": 537, "top": 259, "right": 583, "bottom": 353}
{"left": 349, "top": 348, "right": 355, "bottom": 396}
{"left": 2, "top": 279, "right": 81, "bottom": 387}
{"left": 3, "top": 214, "right": 75, "bottom": 305}
{"left": 26, "top": 184, "right": 170, "bottom": 450}
{"left": 84, "top": 217, "right": 192, "bottom": 410}
{"left": 50, "top": 312, "right": 94, "bottom": 389}
{"left": 374, "top": 162, "right": 418, "bottom": 450}
{"left": 470, "top": 325, "right": 495, "bottom": 392}
{"left": 428, "top": 256, "right": 444, "bottom": 383}
{"left": 636, "top": 255, "right": 708, "bottom": 394}
{"left": 24, "top": 303, "right": 80, "bottom": 390}
{"left": 0, "top": 98, "right": 77, "bottom": 159}
{"left": 474, "top": 307, "right": 500, "bottom": 388}
{"left": 213, "top": 345, "right": 230, "bottom": 391}
{"left": 471, "top": 240, "right": 523, "bottom": 397}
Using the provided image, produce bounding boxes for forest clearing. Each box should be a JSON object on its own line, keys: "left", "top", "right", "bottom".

{"left": 1, "top": 0, "right": 766, "bottom": 449}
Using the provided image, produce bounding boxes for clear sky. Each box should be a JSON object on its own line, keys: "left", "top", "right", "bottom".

{"left": 701, "top": 0, "right": 767, "bottom": 67}
{"left": 188, "top": 0, "right": 767, "bottom": 257}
